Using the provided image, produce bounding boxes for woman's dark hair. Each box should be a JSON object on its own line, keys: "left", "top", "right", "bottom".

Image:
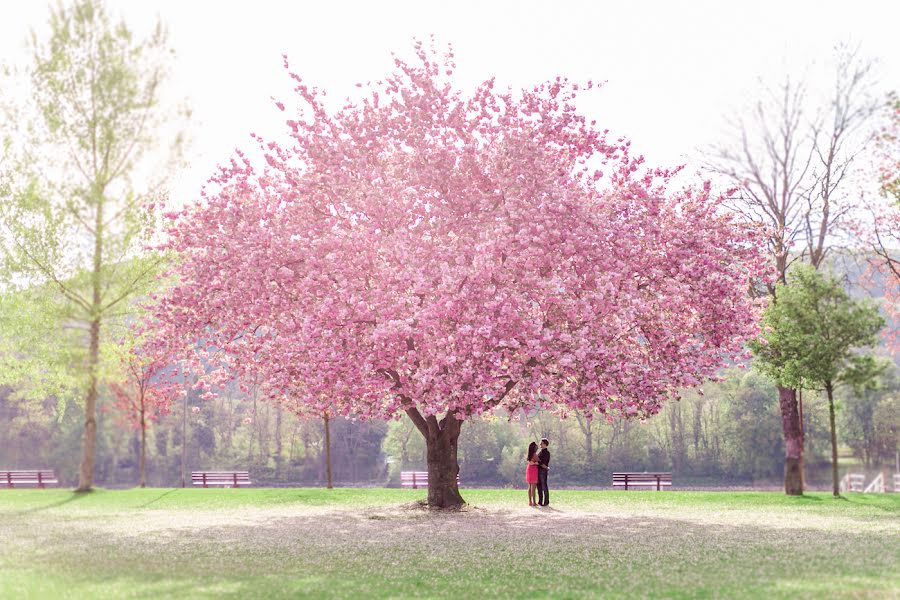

{"left": 527, "top": 442, "right": 538, "bottom": 461}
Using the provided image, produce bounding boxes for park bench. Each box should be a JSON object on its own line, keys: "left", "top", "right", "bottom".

{"left": 191, "top": 471, "right": 251, "bottom": 488}
{"left": 2, "top": 469, "right": 59, "bottom": 488}
{"left": 400, "top": 471, "right": 460, "bottom": 489}
{"left": 612, "top": 472, "right": 672, "bottom": 491}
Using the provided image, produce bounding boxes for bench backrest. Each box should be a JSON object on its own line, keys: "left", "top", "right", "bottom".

{"left": 191, "top": 471, "right": 251, "bottom": 486}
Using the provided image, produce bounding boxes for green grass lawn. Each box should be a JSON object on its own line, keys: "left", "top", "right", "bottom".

{"left": 1, "top": 488, "right": 897, "bottom": 599}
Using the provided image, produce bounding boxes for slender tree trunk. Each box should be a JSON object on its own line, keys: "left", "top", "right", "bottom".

{"left": 323, "top": 413, "right": 333, "bottom": 489}
{"left": 779, "top": 386, "right": 804, "bottom": 495}
{"left": 585, "top": 421, "right": 593, "bottom": 466}
{"left": 76, "top": 177, "right": 106, "bottom": 492}
{"left": 76, "top": 317, "right": 101, "bottom": 492}
{"left": 139, "top": 404, "right": 146, "bottom": 488}
{"left": 669, "top": 404, "right": 681, "bottom": 473}
{"left": 181, "top": 386, "right": 187, "bottom": 488}
{"left": 258, "top": 404, "right": 270, "bottom": 466}
{"left": 798, "top": 387, "right": 806, "bottom": 489}
{"left": 399, "top": 424, "right": 412, "bottom": 467}
{"left": 248, "top": 393, "right": 257, "bottom": 464}
{"left": 274, "top": 403, "right": 283, "bottom": 479}
{"left": 827, "top": 385, "right": 840, "bottom": 498}
{"left": 225, "top": 397, "right": 233, "bottom": 450}
{"left": 575, "top": 411, "right": 593, "bottom": 467}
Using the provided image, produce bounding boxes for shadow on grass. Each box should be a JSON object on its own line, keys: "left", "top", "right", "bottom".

{"left": 9, "top": 492, "right": 88, "bottom": 516}
{"left": 137, "top": 489, "right": 181, "bottom": 509}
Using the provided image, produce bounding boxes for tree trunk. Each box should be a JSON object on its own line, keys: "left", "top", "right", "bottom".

{"left": 274, "top": 403, "right": 283, "bottom": 479}
{"left": 575, "top": 411, "right": 593, "bottom": 467}
{"left": 827, "top": 385, "right": 840, "bottom": 498}
{"left": 403, "top": 408, "right": 465, "bottom": 508}
{"left": 77, "top": 176, "right": 105, "bottom": 493}
{"left": 181, "top": 385, "right": 187, "bottom": 488}
{"left": 425, "top": 416, "right": 464, "bottom": 508}
{"left": 798, "top": 387, "right": 806, "bottom": 489}
{"left": 258, "top": 404, "right": 270, "bottom": 467}
{"left": 248, "top": 393, "right": 257, "bottom": 463}
{"left": 76, "top": 317, "right": 101, "bottom": 492}
{"left": 585, "top": 422, "right": 593, "bottom": 466}
{"left": 139, "top": 404, "right": 146, "bottom": 488}
{"left": 323, "top": 413, "right": 333, "bottom": 489}
{"left": 779, "top": 386, "right": 804, "bottom": 495}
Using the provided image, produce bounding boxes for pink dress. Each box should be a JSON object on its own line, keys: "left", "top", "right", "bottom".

{"left": 525, "top": 461, "right": 538, "bottom": 484}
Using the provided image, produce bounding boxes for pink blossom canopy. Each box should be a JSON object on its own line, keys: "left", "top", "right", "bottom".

{"left": 152, "top": 44, "right": 767, "bottom": 423}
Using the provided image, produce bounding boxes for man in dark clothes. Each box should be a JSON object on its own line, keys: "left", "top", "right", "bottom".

{"left": 537, "top": 438, "right": 550, "bottom": 506}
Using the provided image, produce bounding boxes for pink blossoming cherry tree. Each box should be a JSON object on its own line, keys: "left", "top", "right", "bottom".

{"left": 153, "top": 44, "right": 767, "bottom": 508}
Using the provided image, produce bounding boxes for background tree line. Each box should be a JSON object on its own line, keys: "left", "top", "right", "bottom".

{"left": 2, "top": 361, "right": 895, "bottom": 488}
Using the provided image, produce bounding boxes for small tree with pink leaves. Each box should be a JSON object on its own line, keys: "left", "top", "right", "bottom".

{"left": 110, "top": 349, "right": 177, "bottom": 488}
{"left": 154, "top": 43, "right": 767, "bottom": 508}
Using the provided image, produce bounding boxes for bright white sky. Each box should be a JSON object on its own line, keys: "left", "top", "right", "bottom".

{"left": 1, "top": 0, "right": 898, "bottom": 203}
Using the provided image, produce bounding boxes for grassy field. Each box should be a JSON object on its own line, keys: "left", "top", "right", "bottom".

{"left": 1, "top": 488, "right": 898, "bottom": 599}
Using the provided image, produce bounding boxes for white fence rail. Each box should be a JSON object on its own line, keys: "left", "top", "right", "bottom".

{"left": 863, "top": 473, "right": 884, "bottom": 493}
{"left": 839, "top": 472, "right": 900, "bottom": 493}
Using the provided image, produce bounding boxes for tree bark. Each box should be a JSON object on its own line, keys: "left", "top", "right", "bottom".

{"left": 779, "top": 386, "right": 804, "bottom": 495}
{"left": 323, "top": 413, "right": 333, "bottom": 489}
{"left": 76, "top": 317, "right": 101, "bottom": 492}
{"left": 404, "top": 408, "right": 465, "bottom": 509}
{"left": 827, "top": 385, "right": 840, "bottom": 498}
{"left": 426, "top": 419, "right": 464, "bottom": 508}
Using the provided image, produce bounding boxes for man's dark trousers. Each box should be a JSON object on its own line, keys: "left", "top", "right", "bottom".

{"left": 537, "top": 468, "right": 549, "bottom": 506}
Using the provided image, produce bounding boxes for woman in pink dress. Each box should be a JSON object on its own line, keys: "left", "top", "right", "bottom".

{"left": 525, "top": 441, "right": 539, "bottom": 506}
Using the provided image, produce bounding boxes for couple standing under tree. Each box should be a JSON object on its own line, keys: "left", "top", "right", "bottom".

{"left": 525, "top": 438, "right": 550, "bottom": 506}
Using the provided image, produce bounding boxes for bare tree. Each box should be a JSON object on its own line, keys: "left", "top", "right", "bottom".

{"left": 573, "top": 410, "right": 594, "bottom": 466}
{"left": 704, "top": 45, "right": 880, "bottom": 495}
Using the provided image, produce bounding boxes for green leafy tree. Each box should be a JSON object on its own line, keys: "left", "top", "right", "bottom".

{"left": 840, "top": 367, "right": 899, "bottom": 468}
{"left": 0, "top": 0, "right": 184, "bottom": 491}
{"left": 751, "top": 265, "right": 886, "bottom": 496}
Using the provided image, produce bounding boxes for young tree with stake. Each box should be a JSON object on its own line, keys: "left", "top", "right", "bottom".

{"left": 109, "top": 348, "right": 177, "bottom": 487}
